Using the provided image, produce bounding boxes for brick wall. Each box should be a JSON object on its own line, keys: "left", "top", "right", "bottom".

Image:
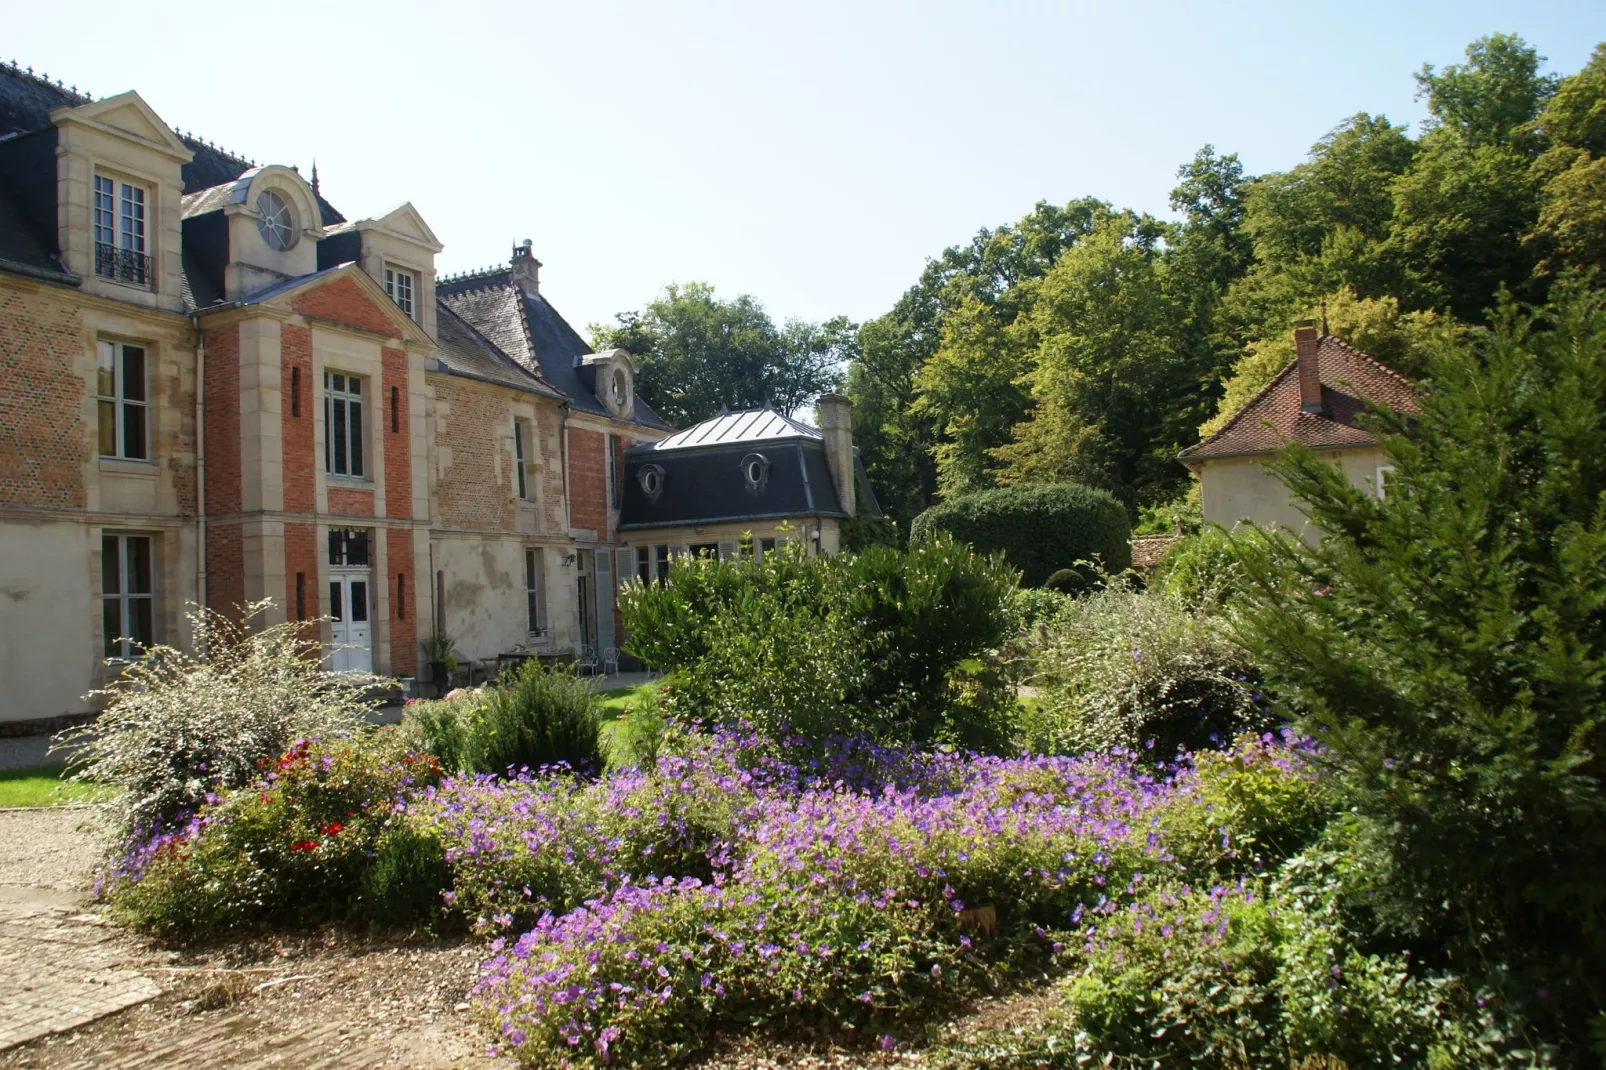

{"left": 207, "top": 520, "right": 244, "bottom": 616}
{"left": 568, "top": 426, "right": 608, "bottom": 535}
{"left": 202, "top": 323, "right": 242, "bottom": 517}
{"left": 327, "top": 486, "right": 374, "bottom": 518}
{"left": 289, "top": 275, "right": 399, "bottom": 338}
{"left": 281, "top": 324, "right": 315, "bottom": 514}
{"left": 382, "top": 346, "right": 411, "bottom": 520}
{"left": 283, "top": 521, "right": 319, "bottom": 629}
{"left": 387, "top": 527, "right": 416, "bottom": 674}
{"left": 433, "top": 375, "right": 516, "bottom": 532}
{"left": 0, "top": 286, "right": 89, "bottom": 509}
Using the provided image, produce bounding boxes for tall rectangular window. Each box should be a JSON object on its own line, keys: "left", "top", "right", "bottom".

{"left": 324, "top": 371, "right": 365, "bottom": 477}
{"left": 524, "top": 548, "right": 546, "bottom": 633}
{"left": 606, "top": 435, "right": 621, "bottom": 509}
{"left": 514, "top": 420, "right": 530, "bottom": 501}
{"left": 1376, "top": 465, "right": 1396, "bottom": 500}
{"left": 97, "top": 340, "right": 148, "bottom": 459}
{"left": 93, "top": 175, "right": 149, "bottom": 285}
{"left": 384, "top": 265, "right": 415, "bottom": 318}
{"left": 102, "top": 534, "right": 153, "bottom": 658}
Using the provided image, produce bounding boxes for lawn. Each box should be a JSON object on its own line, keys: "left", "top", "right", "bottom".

{"left": 0, "top": 762, "right": 112, "bottom": 808}
{"left": 595, "top": 679, "right": 662, "bottom": 765}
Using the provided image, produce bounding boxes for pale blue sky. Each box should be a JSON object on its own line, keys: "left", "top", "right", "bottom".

{"left": 8, "top": 1, "right": 1601, "bottom": 335}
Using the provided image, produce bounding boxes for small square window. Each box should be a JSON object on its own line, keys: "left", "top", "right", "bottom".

{"left": 1376, "top": 465, "right": 1396, "bottom": 501}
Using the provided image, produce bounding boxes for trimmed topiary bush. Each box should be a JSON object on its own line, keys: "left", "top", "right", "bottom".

{"left": 909, "top": 483, "right": 1131, "bottom": 588}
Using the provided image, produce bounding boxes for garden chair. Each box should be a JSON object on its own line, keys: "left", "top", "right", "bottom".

{"left": 600, "top": 646, "right": 621, "bottom": 676}
{"left": 574, "top": 644, "right": 598, "bottom": 676}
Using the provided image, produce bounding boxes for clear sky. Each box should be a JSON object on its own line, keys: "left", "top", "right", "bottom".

{"left": 7, "top": 1, "right": 1601, "bottom": 337}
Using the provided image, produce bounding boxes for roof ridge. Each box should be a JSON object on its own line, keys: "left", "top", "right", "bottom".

{"left": 437, "top": 264, "right": 511, "bottom": 288}
{"left": 1, "top": 60, "right": 93, "bottom": 107}
{"left": 1180, "top": 358, "right": 1301, "bottom": 459}
{"left": 1320, "top": 333, "right": 1417, "bottom": 390}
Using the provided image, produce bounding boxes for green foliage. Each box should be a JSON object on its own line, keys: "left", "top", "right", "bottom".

{"left": 1026, "top": 580, "right": 1269, "bottom": 756}
{"left": 1132, "top": 482, "right": 1201, "bottom": 536}
{"left": 589, "top": 282, "right": 849, "bottom": 426}
{"left": 619, "top": 537, "right": 1019, "bottom": 751}
{"left": 910, "top": 482, "right": 1130, "bottom": 589}
{"left": 838, "top": 510, "right": 900, "bottom": 552}
{"left": 1154, "top": 526, "right": 1245, "bottom": 610}
{"left": 57, "top": 600, "right": 376, "bottom": 837}
{"left": 1230, "top": 283, "right": 1606, "bottom": 1047}
{"left": 106, "top": 734, "right": 446, "bottom": 937}
{"left": 402, "top": 662, "right": 603, "bottom": 776}
{"left": 1003, "top": 585, "right": 1068, "bottom": 630}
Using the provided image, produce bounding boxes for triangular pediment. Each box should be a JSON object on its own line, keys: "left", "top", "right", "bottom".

{"left": 361, "top": 202, "right": 443, "bottom": 252}
{"left": 248, "top": 263, "right": 433, "bottom": 346}
{"left": 52, "top": 91, "right": 192, "bottom": 162}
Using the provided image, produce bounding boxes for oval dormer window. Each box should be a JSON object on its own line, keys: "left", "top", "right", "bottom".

{"left": 741, "top": 452, "right": 770, "bottom": 489}
{"left": 256, "top": 190, "right": 297, "bottom": 250}
{"left": 611, "top": 367, "right": 629, "bottom": 407}
{"left": 638, "top": 464, "right": 665, "bottom": 499}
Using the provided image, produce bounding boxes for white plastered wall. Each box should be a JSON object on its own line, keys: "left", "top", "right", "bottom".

{"left": 1198, "top": 446, "right": 1389, "bottom": 543}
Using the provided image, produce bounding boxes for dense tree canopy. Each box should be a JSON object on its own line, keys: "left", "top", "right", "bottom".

{"left": 590, "top": 283, "right": 850, "bottom": 427}
{"left": 604, "top": 35, "right": 1604, "bottom": 535}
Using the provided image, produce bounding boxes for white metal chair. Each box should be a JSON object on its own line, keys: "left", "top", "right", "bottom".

{"left": 574, "top": 644, "right": 599, "bottom": 676}
{"left": 600, "top": 646, "right": 621, "bottom": 676}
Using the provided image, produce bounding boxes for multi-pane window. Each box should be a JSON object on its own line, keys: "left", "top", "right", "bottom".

{"left": 93, "top": 175, "right": 149, "bottom": 285}
{"left": 102, "top": 534, "right": 153, "bottom": 658}
{"left": 384, "top": 265, "right": 415, "bottom": 318}
{"left": 328, "top": 528, "right": 371, "bottom": 566}
{"left": 525, "top": 548, "right": 547, "bottom": 634}
{"left": 96, "top": 340, "right": 147, "bottom": 459}
{"left": 514, "top": 420, "right": 530, "bottom": 501}
{"left": 324, "top": 372, "right": 365, "bottom": 478}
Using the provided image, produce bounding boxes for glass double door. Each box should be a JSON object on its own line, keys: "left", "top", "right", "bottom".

{"left": 328, "top": 570, "right": 372, "bottom": 673}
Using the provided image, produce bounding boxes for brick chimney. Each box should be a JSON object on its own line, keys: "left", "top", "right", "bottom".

{"left": 816, "top": 393, "right": 855, "bottom": 516}
{"left": 511, "top": 239, "right": 541, "bottom": 293}
{"left": 1294, "top": 320, "right": 1322, "bottom": 414}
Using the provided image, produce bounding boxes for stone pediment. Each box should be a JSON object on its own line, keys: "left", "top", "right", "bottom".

{"left": 51, "top": 90, "right": 192, "bottom": 161}
{"left": 361, "top": 203, "right": 444, "bottom": 253}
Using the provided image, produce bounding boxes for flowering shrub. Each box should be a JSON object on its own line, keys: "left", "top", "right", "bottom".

{"left": 461, "top": 730, "right": 1325, "bottom": 1068}
{"left": 57, "top": 599, "right": 379, "bottom": 836}
{"left": 105, "top": 732, "right": 444, "bottom": 937}
{"left": 1025, "top": 579, "right": 1271, "bottom": 757}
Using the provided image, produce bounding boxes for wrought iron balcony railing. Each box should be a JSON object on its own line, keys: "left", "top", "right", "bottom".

{"left": 95, "top": 243, "right": 151, "bottom": 286}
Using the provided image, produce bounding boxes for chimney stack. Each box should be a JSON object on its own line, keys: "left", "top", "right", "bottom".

{"left": 1294, "top": 320, "right": 1322, "bottom": 414}
{"left": 511, "top": 239, "right": 541, "bottom": 294}
{"left": 816, "top": 393, "right": 855, "bottom": 516}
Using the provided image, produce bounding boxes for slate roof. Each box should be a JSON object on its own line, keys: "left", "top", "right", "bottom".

{"left": 434, "top": 303, "right": 561, "bottom": 397}
{"left": 618, "top": 407, "right": 882, "bottom": 530}
{"left": 0, "top": 61, "right": 344, "bottom": 302}
{"left": 438, "top": 268, "right": 671, "bottom": 431}
{"left": 1179, "top": 336, "right": 1418, "bottom": 465}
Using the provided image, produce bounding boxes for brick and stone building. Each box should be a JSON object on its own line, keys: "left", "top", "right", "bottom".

{"left": 0, "top": 65, "right": 876, "bottom": 724}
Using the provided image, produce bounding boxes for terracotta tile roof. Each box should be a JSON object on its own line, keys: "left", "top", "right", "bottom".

{"left": 1130, "top": 534, "right": 1184, "bottom": 569}
{"left": 1179, "top": 336, "right": 1417, "bottom": 465}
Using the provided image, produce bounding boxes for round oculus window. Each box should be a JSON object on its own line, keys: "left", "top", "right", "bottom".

{"left": 741, "top": 453, "right": 770, "bottom": 487}
{"left": 638, "top": 464, "right": 664, "bottom": 497}
{"left": 611, "top": 367, "right": 629, "bottom": 406}
{"left": 255, "top": 190, "right": 297, "bottom": 251}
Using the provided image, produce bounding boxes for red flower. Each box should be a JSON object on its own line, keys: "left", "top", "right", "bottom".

{"left": 289, "top": 839, "right": 318, "bottom": 853}
{"left": 321, "top": 822, "right": 344, "bottom": 836}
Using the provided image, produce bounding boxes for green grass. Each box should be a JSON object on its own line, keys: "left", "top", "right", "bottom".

{"left": 0, "top": 762, "right": 113, "bottom": 808}
{"left": 596, "top": 681, "right": 664, "bottom": 769}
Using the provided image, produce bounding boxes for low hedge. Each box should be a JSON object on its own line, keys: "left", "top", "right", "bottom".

{"left": 909, "top": 483, "right": 1130, "bottom": 588}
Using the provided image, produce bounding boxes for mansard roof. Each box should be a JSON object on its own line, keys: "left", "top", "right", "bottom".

{"left": 433, "top": 303, "right": 562, "bottom": 397}
{"left": 438, "top": 266, "right": 671, "bottom": 432}
{"left": 1179, "top": 335, "right": 1418, "bottom": 466}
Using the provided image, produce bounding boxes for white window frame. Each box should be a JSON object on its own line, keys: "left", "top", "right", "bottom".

{"left": 384, "top": 264, "right": 415, "bottom": 318}
{"left": 102, "top": 533, "right": 154, "bottom": 659}
{"left": 93, "top": 173, "right": 150, "bottom": 286}
{"left": 1376, "top": 464, "right": 1396, "bottom": 501}
{"left": 96, "top": 339, "right": 149, "bottom": 460}
{"left": 525, "top": 548, "right": 547, "bottom": 634}
{"left": 514, "top": 419, "right": 531, "bottom": 501}
{"left": 324, "top": 371, "right": 366, "bottom": 478}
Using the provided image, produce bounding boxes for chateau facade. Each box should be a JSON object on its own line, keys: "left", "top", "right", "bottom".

{"left": 0, "top": 65, "right": 871, "bottom": 725}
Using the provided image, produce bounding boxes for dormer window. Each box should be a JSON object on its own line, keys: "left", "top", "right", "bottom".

{"left": 255, "top": 190, "right": 298, "bottom": 250}
{"left": 611, "top": 367, "right": 628, "bottom": 407}
{"left": 384, "top": 264, "right": 415, "bottom": 318}
{"left": 93, "top": 174, "right": 150, "bottom": 286}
